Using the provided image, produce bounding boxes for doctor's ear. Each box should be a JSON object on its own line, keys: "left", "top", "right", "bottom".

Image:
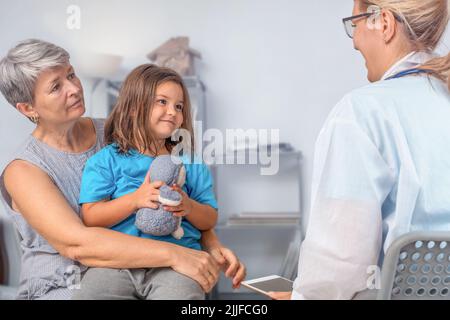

{"left": 380, "top": 9, "right": 398, "bottom": 44}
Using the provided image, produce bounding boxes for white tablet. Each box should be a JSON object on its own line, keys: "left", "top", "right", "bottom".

{"left": 241, "top": 275, "right": 293, "bottom": 298}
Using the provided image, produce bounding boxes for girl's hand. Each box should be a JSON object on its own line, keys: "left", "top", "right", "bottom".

{"left": 208, "top": 246, "right": 246, "bottom": 289}
{"left": 132, "top": 170, "right": 164, "bottom": 210}
{"left": 163, "top": 184, "right": 193, "bottom": 217}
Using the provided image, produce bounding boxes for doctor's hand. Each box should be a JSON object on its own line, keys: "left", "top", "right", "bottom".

{"left": 208, "top": 246, "right": 246, "bottom": 289}
{"left": 268, "top": 291, "right": 292, "bottom": 300}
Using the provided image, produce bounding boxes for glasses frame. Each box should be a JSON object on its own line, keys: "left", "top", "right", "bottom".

{"left": 342, "top": 12, "right": 375, "bottom": 39}
{"left": 342, "top": 9, "right": 403, "bottom": 39}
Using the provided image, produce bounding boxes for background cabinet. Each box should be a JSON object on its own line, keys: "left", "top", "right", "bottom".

{"left": 211, "top": 150, "right": 303, "bottom": 299}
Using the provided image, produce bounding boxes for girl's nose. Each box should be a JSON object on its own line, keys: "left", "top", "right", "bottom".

{"left": 166, "top": 104, "right": 176, "bottom": 115}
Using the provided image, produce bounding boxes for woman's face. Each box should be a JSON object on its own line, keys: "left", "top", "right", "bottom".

{"left": 352, "top": 0, "right": 385, "bottom": 82}
{"left": 32, "top": 63, "right": 85, "bottom": 124}
{"left": 149, "top": 81, "right": 184, "bottom": 141}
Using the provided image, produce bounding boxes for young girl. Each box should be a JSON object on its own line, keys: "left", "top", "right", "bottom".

{"left": 73, "top": 64, "right": 218, "bottom": 300}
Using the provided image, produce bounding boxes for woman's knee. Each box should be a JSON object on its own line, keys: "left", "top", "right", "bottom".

{"left": 147, "top": 268, "right": 205, "bottom": 300}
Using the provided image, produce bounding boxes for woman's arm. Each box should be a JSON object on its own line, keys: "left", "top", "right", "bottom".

{"left": 3, "top": 160, "right": 220, "bottom": 292}
{"left": 81, "top": 171, "right": 163, "bottom": 228}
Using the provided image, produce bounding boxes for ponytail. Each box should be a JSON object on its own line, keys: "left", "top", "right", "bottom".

{"left": 420, "top": 52, "right": 450, "bottom": 90}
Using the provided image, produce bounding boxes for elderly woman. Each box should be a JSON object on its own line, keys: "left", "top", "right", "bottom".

{"left": 0, "top": 39, "right": 245, "bottom": 300}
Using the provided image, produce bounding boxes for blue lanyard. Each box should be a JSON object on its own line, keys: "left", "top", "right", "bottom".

{"left": 385, "top": 68, "right": 430, "bottom": 80}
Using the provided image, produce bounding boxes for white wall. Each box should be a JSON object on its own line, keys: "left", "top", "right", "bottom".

{"left": 1, "top": 0, "right": 449, "bottom": 231}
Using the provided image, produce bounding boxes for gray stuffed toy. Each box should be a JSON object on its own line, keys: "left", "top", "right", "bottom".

{"left": 135, "top": 155, "right": 186, "bottom": 239}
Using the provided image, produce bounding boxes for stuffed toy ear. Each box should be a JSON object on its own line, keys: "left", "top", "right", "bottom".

{"left": 176, "top": 166, "right": 186, "bottom": 187}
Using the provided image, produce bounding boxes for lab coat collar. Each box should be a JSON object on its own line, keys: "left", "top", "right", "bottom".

{"left": 381, "top": 51, "right": 436, "bottom": 80}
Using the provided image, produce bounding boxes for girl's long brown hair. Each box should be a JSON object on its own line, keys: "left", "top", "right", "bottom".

{"left": 104, "top": 64, "right": 195, "bottom": 155}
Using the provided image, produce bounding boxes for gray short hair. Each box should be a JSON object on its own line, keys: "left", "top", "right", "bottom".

{"left": 0, "top": 39, "right": 70, "bottom": 107}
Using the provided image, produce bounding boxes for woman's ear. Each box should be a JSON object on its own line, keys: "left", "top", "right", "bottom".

{"left": 381, "top": 9, "right": 397, "bottom": 44}
{"left": 16, "top": 102, "right": 35, "bottom": 118}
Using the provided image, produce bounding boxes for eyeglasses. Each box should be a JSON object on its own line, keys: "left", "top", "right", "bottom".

{"left": 342, "top": 7, "right": 403, "bottom": 39}
{"left": 342, "top": 12, "right": 375, "bottom": 39}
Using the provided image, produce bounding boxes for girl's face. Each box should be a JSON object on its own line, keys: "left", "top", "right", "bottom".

{"left": 149, "top": 81, "right": 184, "bottom": 141}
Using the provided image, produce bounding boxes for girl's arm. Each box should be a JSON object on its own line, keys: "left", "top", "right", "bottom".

{"left": 3, "top": 160, "right": 220, "bottom": 293}
{"left": 164, "top": 185, "right": 218, "bottom": 231}
{"left": 81, "top": 173, "right": 163, "bottom": 228}
{"left": 186, "top": 200, "right": 218, "bottom": 231}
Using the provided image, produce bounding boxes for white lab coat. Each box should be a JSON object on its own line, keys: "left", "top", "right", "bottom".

{"left": 292, "top": 52, "right": 450, "bottom": 300}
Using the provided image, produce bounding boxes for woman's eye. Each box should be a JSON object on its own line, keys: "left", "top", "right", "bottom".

{"left": 51, "top": 84, "right": 60, "bottom": 93}
{"left": 68, "top": 73, "right": 75, "bottom": 80}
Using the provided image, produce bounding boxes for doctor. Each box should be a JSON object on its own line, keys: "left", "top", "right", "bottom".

{"left": 270, "top": 0, "right": 450, "bottom": 300}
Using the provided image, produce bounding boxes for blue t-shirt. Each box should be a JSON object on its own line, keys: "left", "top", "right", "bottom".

{"left": 79, "top": 144, "right": 218, "bottom": 250}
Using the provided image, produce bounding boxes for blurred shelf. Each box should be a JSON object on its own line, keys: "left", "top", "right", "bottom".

{"left": 225, "top": 212, "right": 301, "bottom": 226}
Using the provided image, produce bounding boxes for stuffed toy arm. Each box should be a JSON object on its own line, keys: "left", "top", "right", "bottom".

{"left": 158, "top": 185, "right": 182, "bottom": 207}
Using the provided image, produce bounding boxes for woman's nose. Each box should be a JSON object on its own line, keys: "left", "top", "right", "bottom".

{"left": 66, "top": 80, "right": 81, "bottom": 97}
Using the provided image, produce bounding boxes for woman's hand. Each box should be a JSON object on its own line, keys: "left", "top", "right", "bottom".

{"left": 208, "top": 245, "right": 246, "bottom": 289}
{"left": 170, "top": 246, "right": 221, "bottom": 293}
{"left": 163, "top": 184, "right": 193, "bottom": 217}
{"left": 267, "top": 291, "right": 292, "bottom": 300}
{"left": 132, "top": 170, "right": 163, "bottom": 210}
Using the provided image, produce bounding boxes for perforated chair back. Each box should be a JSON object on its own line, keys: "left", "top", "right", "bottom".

{"left": 378, "top": 231, "right": 450, "bottom": 300}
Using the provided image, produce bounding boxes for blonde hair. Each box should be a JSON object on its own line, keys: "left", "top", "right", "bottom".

{"left": 363, "top": 0, "right": 450, "bottom": 89}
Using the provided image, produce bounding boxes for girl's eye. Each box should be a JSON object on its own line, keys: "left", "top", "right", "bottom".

{"left": 175, "top": 104, "right": 184, "bottom": 111}
{"left": 68, "top": 73, "right": 75, "bottom": 80}
{"left": 157, "top": 99, "right": 167, "bottom": 105}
